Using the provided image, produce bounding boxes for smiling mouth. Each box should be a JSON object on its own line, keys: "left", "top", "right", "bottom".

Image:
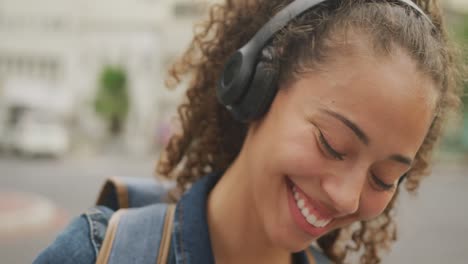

{"left": 286, "top": 177, "right": 334, "bottom": 236}
{"left": 291, "top": 185, "right": 332, "bottom": 228}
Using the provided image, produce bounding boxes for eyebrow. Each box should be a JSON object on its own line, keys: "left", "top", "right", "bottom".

{"left": 388, "top": 154, "right": 413, "bottom": 166}
{"left": 321, "top": 109, "right": 369, "bottom": 145}
{"left": 320, "top": 108, "right": 413, "bottom": 166}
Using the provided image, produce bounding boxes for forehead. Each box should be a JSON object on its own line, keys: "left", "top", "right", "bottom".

{"left": 283, "top": 48, "right": 437, "bottom": 153}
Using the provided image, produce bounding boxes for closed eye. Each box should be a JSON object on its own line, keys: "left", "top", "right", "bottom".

{"left": 317, "top": 130, "right": 345, "bottom": 161}
{"left": 371, "top": 172, "right": 395, "bottom": 191}
{"left": 316, "top": 126, "right": 396, "bottom": 192}
{"left": 317, "top": 129, "right": 396, "bottom": 192}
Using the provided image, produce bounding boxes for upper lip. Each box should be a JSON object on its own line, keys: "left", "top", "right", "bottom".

{"left": 288, "top": 177, "right": 339, "bottom": 220}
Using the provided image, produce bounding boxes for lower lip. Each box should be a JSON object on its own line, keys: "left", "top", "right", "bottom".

{"left": 286, "top": 177, "right": 330, "bottom": 238}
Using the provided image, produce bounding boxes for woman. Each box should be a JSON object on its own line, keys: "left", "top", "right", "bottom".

{"left": 34, "top": 0, "right": 462, "bottom": 263}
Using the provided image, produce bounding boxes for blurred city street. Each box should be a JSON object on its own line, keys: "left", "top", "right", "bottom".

{"left": 0, "top": 154, "right": 467, "bottom": 263}
{"left": 0, "top": 154, "right": 156, "bottom": 264}
{"left": 0, "top": 0, "right": 467, "bottom": 263}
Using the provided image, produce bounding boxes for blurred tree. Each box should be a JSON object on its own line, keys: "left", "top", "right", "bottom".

{"left": 94, "top": 65, "right": 130, "bottom": 136}
{"left": 435, "top": 11, "right": 468, "bottom": 155}
{"left": 458, "top": 16, "right": 468, "bottom": 108}
{"left": 453, "top": 14, "right": 468, "bottom": 151}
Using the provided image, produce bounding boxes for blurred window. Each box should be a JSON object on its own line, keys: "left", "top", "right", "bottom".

{"left": 0, "top": 55, "right": 4, "bottom": 73}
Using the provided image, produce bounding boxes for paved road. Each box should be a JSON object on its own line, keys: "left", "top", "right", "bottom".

{"left": 0, "top": 155, "right": 467, "bottom": 263}
{"left": 0, "top": 154, "right": 156, "bottom": 264}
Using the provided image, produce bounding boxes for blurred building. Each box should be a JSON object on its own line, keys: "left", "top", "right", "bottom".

{"left": 443, "top": 0, "right": 468, "bottom": 153}
{"left": 446, "top": 0, "right": 468, "bottom": 12}
{"left": 445, "top": 0, "right": 468, "bottom": 24}
{"left": 1, "top": 0, "right": 465, "bottom": 157}
{"left": 0, "top": 0, "right": 209, "bottom": 155}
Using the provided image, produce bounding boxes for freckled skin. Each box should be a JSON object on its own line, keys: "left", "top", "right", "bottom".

{"left": 207, "top": 46, "right": 438, "bottom": 262}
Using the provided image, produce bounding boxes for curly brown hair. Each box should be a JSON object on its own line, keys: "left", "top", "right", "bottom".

{"left": 157, "top": 0, "right": 463, "bottom": 263}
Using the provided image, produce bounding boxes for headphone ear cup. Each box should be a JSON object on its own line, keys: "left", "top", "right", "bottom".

{"left": 232, "top": 60, "right": 279, "bottom": 121}
{"left": 248, "top": 61, "right": 279, "bottom": 120}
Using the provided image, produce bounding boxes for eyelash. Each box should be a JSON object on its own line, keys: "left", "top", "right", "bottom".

{"left": 371, "top": 172, "right": 395, "bottom": 191}
{"left": 317, "top": 130, "right": 345, "bottom": 161}
{"left": 317, "top": 130, "right": 395, "bottom": 192}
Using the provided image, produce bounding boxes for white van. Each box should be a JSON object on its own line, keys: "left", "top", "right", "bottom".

{"left": 8, "top": 110, "right": 70, "bottom": 157}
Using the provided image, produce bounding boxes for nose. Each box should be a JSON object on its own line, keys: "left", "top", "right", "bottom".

{"left": 321, "top": 168, "right": 366, "bottom": 216}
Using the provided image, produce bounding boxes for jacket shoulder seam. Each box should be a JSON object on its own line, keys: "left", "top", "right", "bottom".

{"left": 84, "top": 207, "right": 112, "bottom": 257}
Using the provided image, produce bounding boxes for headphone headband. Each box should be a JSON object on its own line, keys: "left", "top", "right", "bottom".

{"left": 245, "top": 0, "right": 433, "bottom": 58}
{"left": 217, "top": 0, "right": 434, "bottom": 121}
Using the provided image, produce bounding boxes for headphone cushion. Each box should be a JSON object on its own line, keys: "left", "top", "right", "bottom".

{"left": 233, "top": 61, "right": 279, "bottom": 121}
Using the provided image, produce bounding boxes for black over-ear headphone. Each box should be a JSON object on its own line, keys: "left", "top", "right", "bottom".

{"left": 216, "top": 0, "right": 434, "bottom": 122}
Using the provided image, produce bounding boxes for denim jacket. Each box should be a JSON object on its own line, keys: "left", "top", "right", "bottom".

{"left": 33, "top": 172, "right": 331, "bottom": 264}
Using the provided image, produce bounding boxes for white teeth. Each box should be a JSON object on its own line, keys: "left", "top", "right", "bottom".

{"left": 301, "top": 207, "right": 309, "bottom": 217}
{"left": 297, "top": 199, "right": 305, "bottom": 209}
{"left": 291, "top": 184, "right": 331, "bottom": 229}
{"left": 315, "top": 220, "right": 324, "bottom": 228}
{"left": 306, "top": 214, "right": 317, "bottom": 225}
{"left": 316, "top": 219, "right": 331, "bottom": 228}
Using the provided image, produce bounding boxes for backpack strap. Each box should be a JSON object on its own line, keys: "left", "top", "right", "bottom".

{"left": 96, "top": 203, "right": 176, "bottom": 264}
{"left": 305, "top": 248, "right": 316, "bottom": 264}
{"left": 306, "top": 246, "right": 332, "bottom": 264}
{"left": 95, "top": 209, "right": 126, "bottom": 264}
{"left": 96, "top": 176, "right": 173, "bottom": 210}
{"left": 156, "top": 204, "right": 176, "bottom": 263}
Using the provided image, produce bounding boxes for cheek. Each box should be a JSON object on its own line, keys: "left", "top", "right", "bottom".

{"left": 276, "top": 128, "right": 324, "bottom": 176}
{"left": 334, "top": 191, "right": 395, "bottom": 230}
{"left": 357, "top": 190, "right": 396, "bottom": 220}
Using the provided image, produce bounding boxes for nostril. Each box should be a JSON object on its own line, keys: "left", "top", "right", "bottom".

{"left": 337, "top": 198, "right": 360, "bottom": 216}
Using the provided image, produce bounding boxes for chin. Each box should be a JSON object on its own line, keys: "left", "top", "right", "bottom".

{"left": 263, "top": 192, "right": 316, "bottom": 252}
{"left": 268, "top": 226, "right": 314, "bottom": 252}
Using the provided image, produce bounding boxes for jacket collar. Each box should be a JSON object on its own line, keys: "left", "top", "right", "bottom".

{"left": 172, "top": 171, "right": 313, "bottom": 264}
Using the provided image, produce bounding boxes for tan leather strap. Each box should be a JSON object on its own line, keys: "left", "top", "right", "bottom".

{"left": 96, "top": 209, "right": 127, "bottom": 264}
{"left": 305, "top": 248, "right": 316, "bottom": 264}
{"left": 156, "top": 204, "right": 176, "bottom": 264}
